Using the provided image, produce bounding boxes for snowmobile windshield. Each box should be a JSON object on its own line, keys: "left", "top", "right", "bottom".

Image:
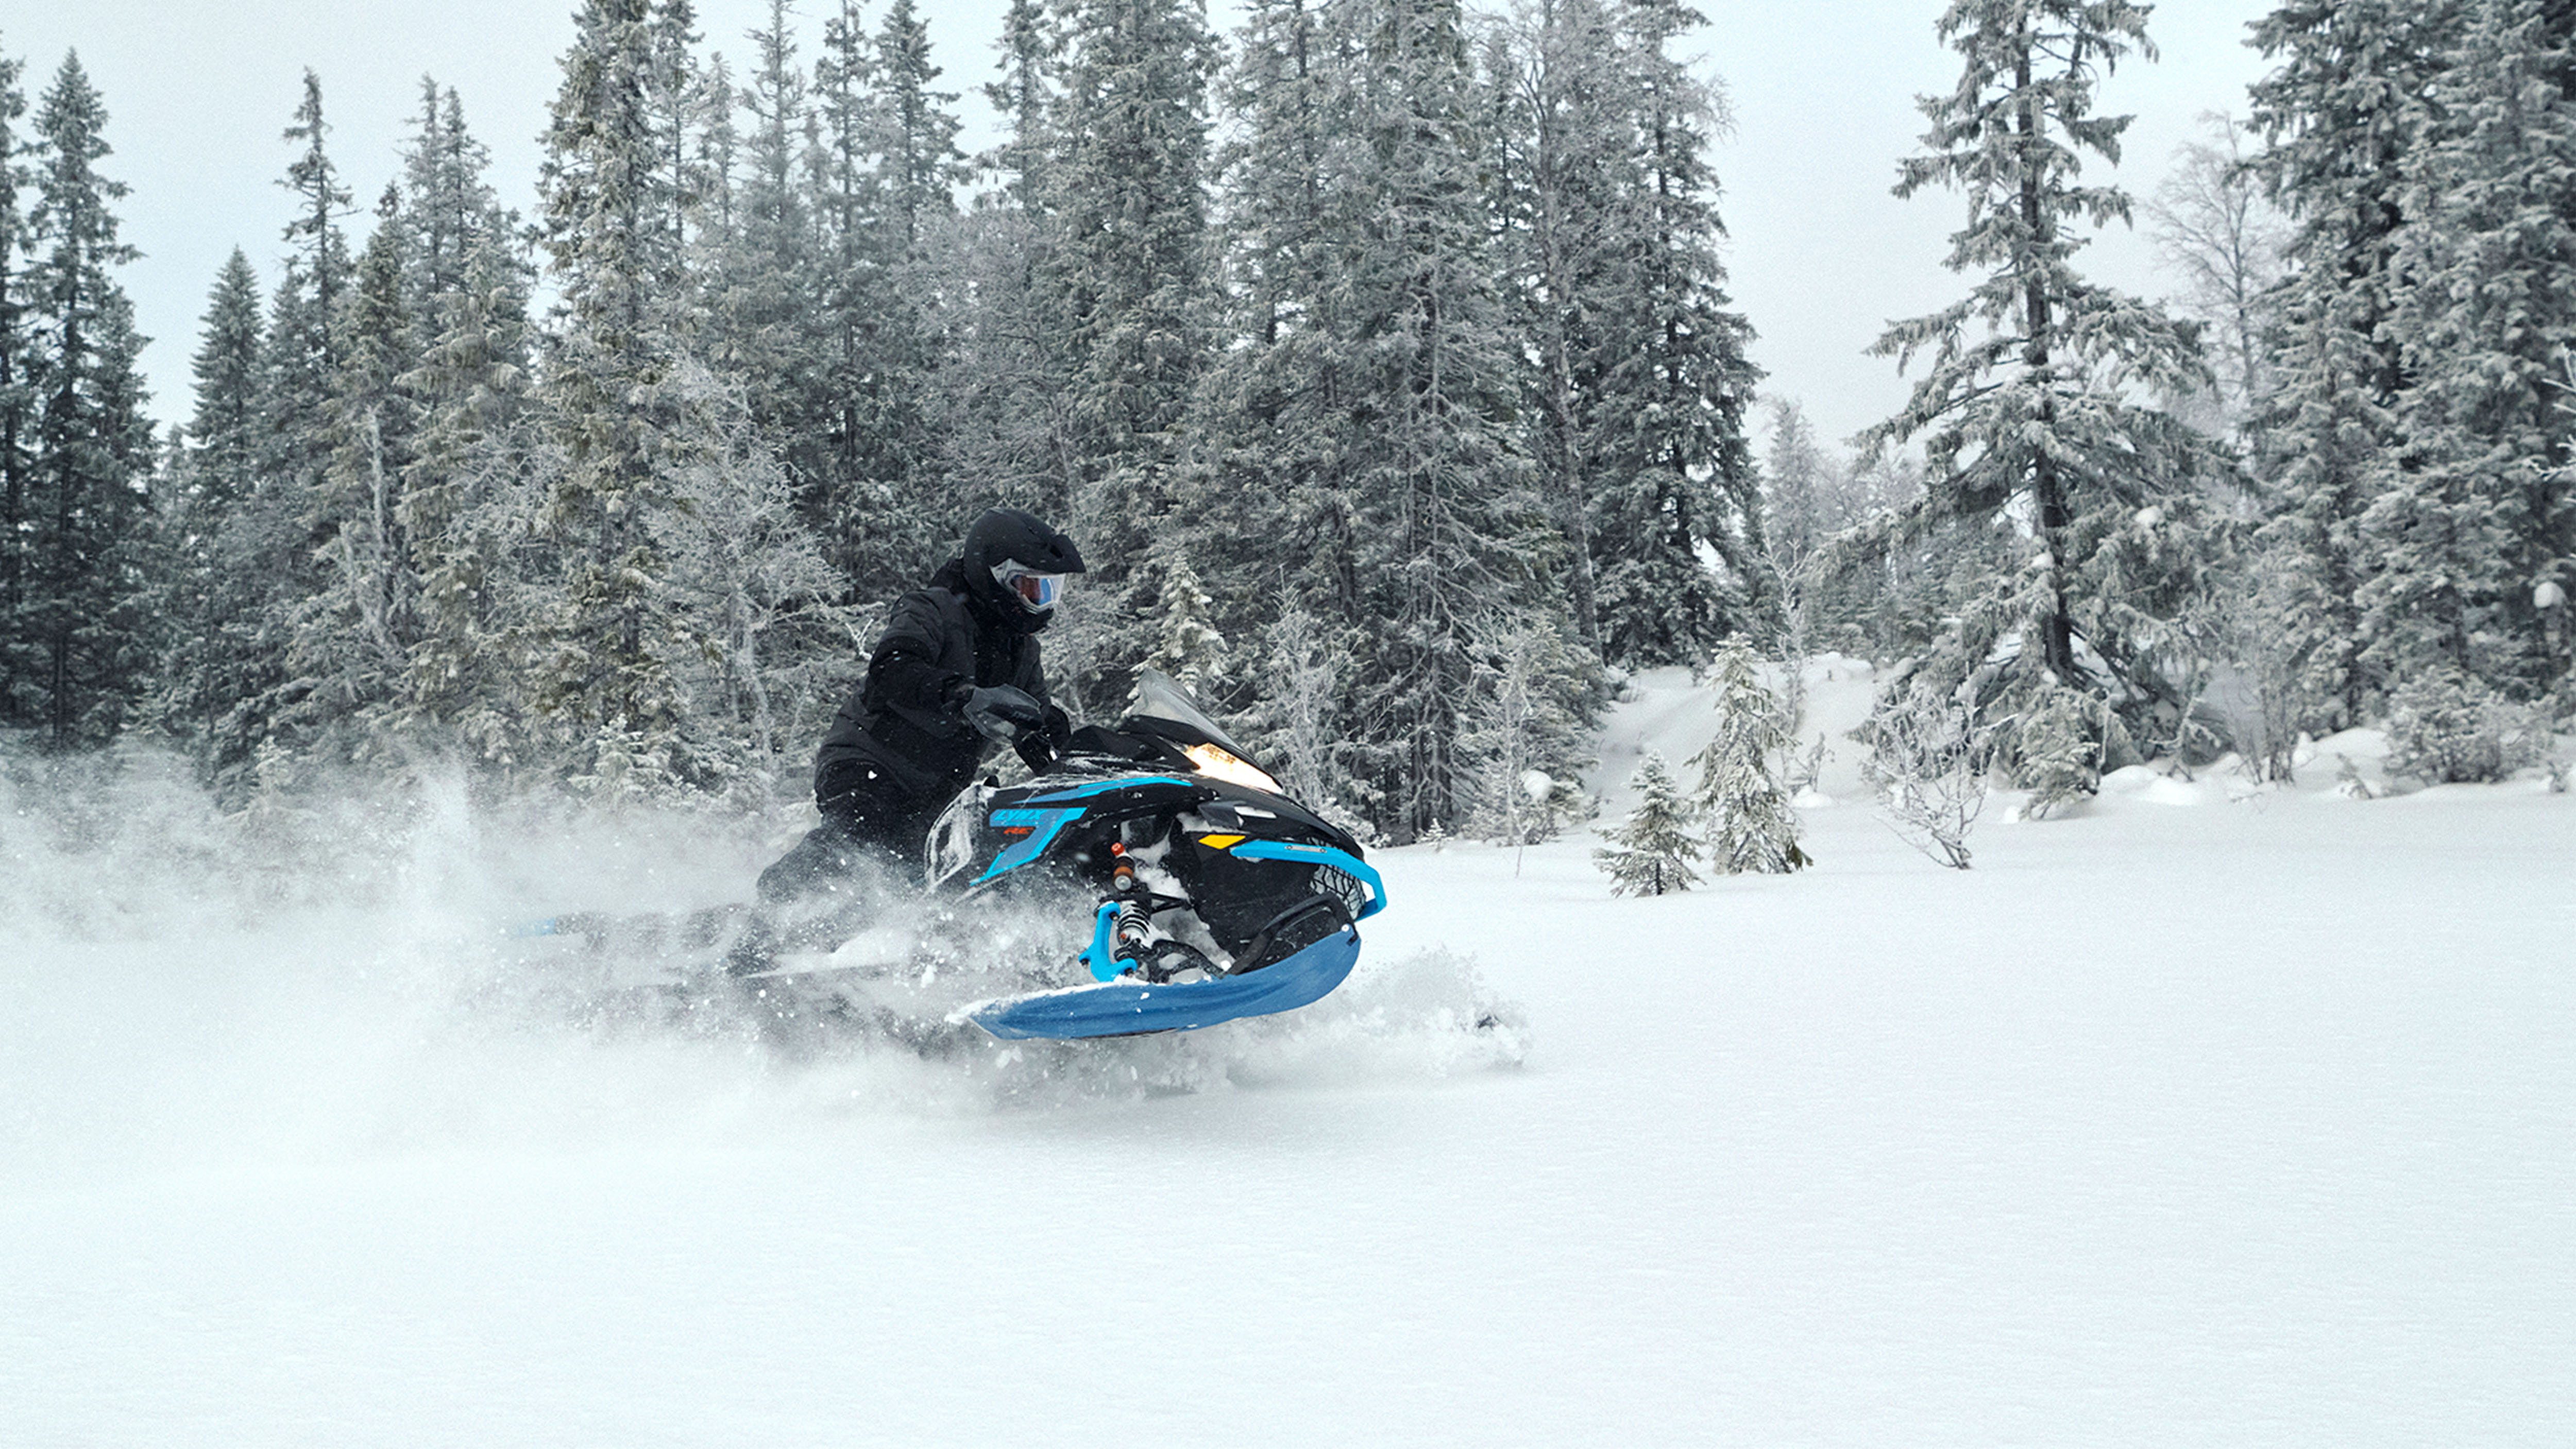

{"left": 1127, "top": 668, "right": 1250, "bottom": 757}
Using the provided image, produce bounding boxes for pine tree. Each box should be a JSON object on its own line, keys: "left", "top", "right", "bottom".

{"left": 289, "top": 185, "right": 423, "bottom": 759}
{"left": 1861, "top": 0, "right": 2227, "bottom": 764}
{"left": 0, "top": 45, "right": 30, "bottom": 672}
{"left": 532, "top": 0, "right": 697, "bottom": 789}
{"left": 2362, "top": 0, "right": 2576, "bottom": 706}
{"left": 705, "top": 0, "right": 829, "bottom": 531}
{"left": 6, "top": 53, "right": 154, "bottom": 746}
{"left": 1044, "top": 0, "right": 1220, "bottom": 711}
{"left": 400, "top": 81, "right": 503, "bottom": 315}
{"left": 151, "top": 248, "right": 267, "bottom": 751}
{"left": 1138, "top": 551, "right": 1226, "bottom": 700}
{"left": 1688, "top": 640, "right": 1808, "bottom": 874}
{"left": 1592, "top": 751, "right": 1700, "bottom": 896}
{"left": 393, "top": 228, "right": 537, "bottom": 761}
{"left": 1338, "top": 0, "right": 1552, "bottom": 839}
{"left": 2247, "top": 0, "right": 2461, "bottom": 730}
{"left": 1494, "top": 0, "right": 1767, "bottom": 668}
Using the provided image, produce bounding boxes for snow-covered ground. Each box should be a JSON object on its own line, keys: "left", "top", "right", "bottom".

{"left": 5, "top": 666, "right": 2571, "bottom": 1446}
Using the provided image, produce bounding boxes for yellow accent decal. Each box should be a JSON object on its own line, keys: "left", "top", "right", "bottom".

{"left": 1197, "top": 833, "right": 1247, "bottom": 850}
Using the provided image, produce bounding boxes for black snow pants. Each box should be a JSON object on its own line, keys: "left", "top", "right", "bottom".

{"left": 754, "top": 755, "right": 953, "bottom": 905}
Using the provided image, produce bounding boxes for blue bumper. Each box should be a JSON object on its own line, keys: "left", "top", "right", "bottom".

{"left": 965, "top": 928, "right": 1362, "bottom": 1041}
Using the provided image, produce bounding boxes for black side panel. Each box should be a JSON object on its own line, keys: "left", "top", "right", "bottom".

{"left": 1173, "top": 841, "right": 1329, "bottom": 956}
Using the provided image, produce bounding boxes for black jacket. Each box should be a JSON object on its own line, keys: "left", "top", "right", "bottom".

{"left": 814, "top": 560, "right": 1069, "bottom": 800}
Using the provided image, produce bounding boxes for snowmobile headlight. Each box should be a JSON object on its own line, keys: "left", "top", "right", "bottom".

{"left": 1184, "top": 743, "right": 1280, "bottom": 794}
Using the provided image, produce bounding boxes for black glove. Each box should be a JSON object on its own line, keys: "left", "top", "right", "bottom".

{"left": 961, "top": 684, "right": 1046, "bottom": 743}
{"left": 1015, "top": 704, "right": 1075, "bottom": 773}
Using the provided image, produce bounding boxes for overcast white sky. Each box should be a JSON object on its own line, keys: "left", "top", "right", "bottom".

{"left": 10, "top": 1, "right": 2277, "bottom": 453}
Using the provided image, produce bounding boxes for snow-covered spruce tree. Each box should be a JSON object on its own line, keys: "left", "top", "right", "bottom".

{"left": 1758, "top": 397, "right": 1841, "bottom": 714}
{"left": 2246, "top": 0, "right": 2460, "bottom": 733}
{"left": 2011, "top": 683, "right": 2100, "bottom": 817}
{"left": 6, "top": 54, "right": 155, "bottom": 747}
{"left": 399, "top": 81, "right": 501, "bottom": 315}
{"left": 2360, "top": 0, "right": 2576, "bottom": 716}
{"left": 1198, "top": 0, "right": 1581, "bottom": 841}
{"left": 821, "top": 0, "right": 967, "bottom": 596}
{"left": 143, "top": 248, "right": 265, "bottom": 754}
{"left": 1341, "top": 0, "right": 1558, "bottom": 840}
{"left": 0, "top": 46, "right": 28, "bottom": 700}
{"left": 1138, "top": 551, "right": 1226, "bottom": 703}
{"left": 924, "top": 0, "right": 1084, "bottom": 590}
{"left": 529, "top": 0, "right": 698, "bottom": 794}
{"left": 389, "top": 228, "right": 540, "bottom": 766}
{"left": 1762, "top": 399, "right": 1841, "bottom": 575}
{"left": 1688, "top": 639, "right": 1808, "bottom": 874}
{"left": 702, "top": 0, "right": 829, "bottom": 538}
{"left": 1860, "top": 0, "right": 2229, "bottom": 789}
{"left": 984, "top": 0, "right": 1059, "bottom": 213}
{"left": 283, "top": 187, "right": 426, "bottom": 769}
{"left": 1489, "top": 0, "right": 1767, "bottom": 667}
{"left": 1042, "top": 0, "right": 1219, "bottom": 715}
{"left": 377, "top": 89, "right": 537, "bottom": 764}
{"left": 185, "top": 71, "right": 358, "bottom": 792}
{"left": 2381, "top": 663, "right": 2552, "bottom": 785}
{"left": 1190, "top": 0, "right": 1365, "bottom": 755}
{"left": 1592, "top": 751, "right": 1699, "bottom": 896}
{"left": 872, "top": 0, "right": 968, "bottom": 264}
{"left": 805, "top": 2, "right": 900, "bottom": 594}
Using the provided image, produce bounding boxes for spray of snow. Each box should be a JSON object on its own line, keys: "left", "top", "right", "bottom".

{"left": 0, "top": 752, "right": 1523, "bottom": 1191}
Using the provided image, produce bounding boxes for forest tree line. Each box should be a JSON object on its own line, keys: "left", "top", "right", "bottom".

{"left": 1, "top": 0, "right": 2570, "bottom": 846}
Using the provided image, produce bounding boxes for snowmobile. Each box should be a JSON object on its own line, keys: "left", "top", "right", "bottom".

{"left": 922, "top": 668, "right": 1384, "bottom": 1038}
{"left": 517, "top": 670, "right": 1384, "bottom": 1043}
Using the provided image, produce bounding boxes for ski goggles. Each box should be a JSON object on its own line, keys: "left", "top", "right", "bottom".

{"left": 992, "top": 560, "right": 1068, "bottom": 613}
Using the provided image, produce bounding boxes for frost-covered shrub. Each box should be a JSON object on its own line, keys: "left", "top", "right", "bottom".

{"left": 2384, "top": 669, "right": 2549, "bottom": 785}
{"left": 1861, "top": 675, "right": 1988, "bottom": 870}
{"left": 1593, "top": 753, "right": 1700, "bottom": 896}
{"left": 1689, "top": 641, "right": 1810, "bottom": 874}
{"left": 1460, "top": 622, "right": 1598, "bottom": 846}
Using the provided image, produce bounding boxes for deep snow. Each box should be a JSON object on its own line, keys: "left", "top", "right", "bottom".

{"left": 4, "top": 665, "right": 2571, "bottom": 1446}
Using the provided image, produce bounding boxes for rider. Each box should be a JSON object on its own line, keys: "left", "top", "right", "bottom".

{"left": 755, "top": 507, "right": 1086, "bottom": 906}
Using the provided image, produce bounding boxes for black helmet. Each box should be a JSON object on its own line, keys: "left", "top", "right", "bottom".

{"left": 960, "top": 508, "right": 1086, "bottom": 627}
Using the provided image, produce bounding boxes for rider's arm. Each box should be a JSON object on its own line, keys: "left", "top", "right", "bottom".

{"left": 860, "top": 592, "right": 970, "bottom": 719}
